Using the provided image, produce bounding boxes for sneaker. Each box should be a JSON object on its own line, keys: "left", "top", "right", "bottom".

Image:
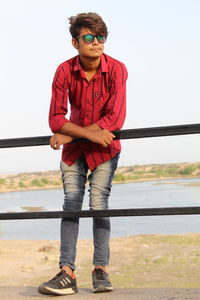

{"left": 92, "top": 268, "right": 113, "bottom": 293}
{"left": 38, "top": 270, "right": 78, "bottom": 296}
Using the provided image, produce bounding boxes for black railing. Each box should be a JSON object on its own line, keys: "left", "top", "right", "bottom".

{"left": 1, "top": 206, "right": 200, "bottom": 220}
{"left": 0, "top": 122, "right": 200, "bottom": 220}
{"left": 1, "top": 123, "right": 200, "bottom": 148}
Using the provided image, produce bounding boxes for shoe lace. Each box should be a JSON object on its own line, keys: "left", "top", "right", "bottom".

{"left": 50, "top": 270, "right": 66, "bottom": 281}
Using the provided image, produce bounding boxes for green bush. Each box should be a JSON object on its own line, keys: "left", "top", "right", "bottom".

{"left": 0, "top": 178, "right": 6, "bottom": 185}
{"left": 18, "top": 181, "right": 26, "bottom": 188}
{"left": 114, "top": 173, "right": 126, "bottom": 181}
{"left": 179, "top": 166, "right": 196, "bottom": 175}
{"left": 40, "top": 178, "right": 49, "bottom": 185}
{"left": 31, "top": 179, "right": 44, "bottom": 187}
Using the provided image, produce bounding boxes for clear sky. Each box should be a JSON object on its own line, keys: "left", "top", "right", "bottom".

{"left": 0, "top": 0, "right": 200, "bottom": 174}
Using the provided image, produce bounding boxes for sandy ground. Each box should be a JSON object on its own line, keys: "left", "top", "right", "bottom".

{"left": 1, "top": 234, "right": 200, "bottom": 299}
{"left": 1, "top": 286, "right": 200, "bottom": 300}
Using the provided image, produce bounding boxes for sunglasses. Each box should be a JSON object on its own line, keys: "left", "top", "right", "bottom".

{"left": 75, "top": 34, "right": 106, "bottom": 44}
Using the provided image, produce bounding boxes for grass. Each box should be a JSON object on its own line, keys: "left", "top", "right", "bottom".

{"left": 63, "top": 234, "right": 200, "bottom": 289}
{"left": 0, "top": 162, "right": 200, "bottom": 192}
{"left": 2, "top": 234, "right": 200, "bottom": 288}
{"left": 0, "top": 179, "right": 6, "bottom": 185}
{"left": 114, "top": 162, "right": 200, "bottom": 182}
{"left": 18, "top": 181, "right": 26, "bottom": 188}
{"left": 139, "top": 234, "right": 200, "bottom": 245}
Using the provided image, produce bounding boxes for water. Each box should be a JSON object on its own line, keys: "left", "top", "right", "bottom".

{"left": 0, "top": 178, "right": 200, "bottom": 240}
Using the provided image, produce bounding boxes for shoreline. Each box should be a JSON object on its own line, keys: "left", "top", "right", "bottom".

{"left": 0, "top": 161, "right": 200, "bottom": 194}
{"left": 0, "top": 174, "right": 199, "bottom": 194}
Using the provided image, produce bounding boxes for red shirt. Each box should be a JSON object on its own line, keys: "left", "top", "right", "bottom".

{"left": 49, "top": 53, "right": 128, "bottom": 170}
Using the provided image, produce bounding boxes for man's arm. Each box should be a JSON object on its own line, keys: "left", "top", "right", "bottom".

{"left": 49, "top": 65, "right": 70, "bottom": 133}
{"left": 61, "top": 122, "right": 115, "bottom": 146}
{"left": 97, "top": 62, "right": 128, "bottom": 132}
{"left": 50, "top": 122, "right": 115, "bottom": 150}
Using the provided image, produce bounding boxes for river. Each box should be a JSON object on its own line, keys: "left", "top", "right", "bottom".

{"left": 0, "top": 178, "right": 200, "bottom": 239}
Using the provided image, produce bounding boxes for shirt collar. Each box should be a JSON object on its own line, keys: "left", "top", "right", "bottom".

{"left": 73, "top": 56, "right": 81, "bottom": 71}
{"left": 100, "top": 54, "right": 108, "bottom": 73}
{"left": 73, "top": 54, "right": 108, "bottom": 73}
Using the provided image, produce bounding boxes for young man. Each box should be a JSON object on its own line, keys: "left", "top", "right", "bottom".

{"left": 38, "top": 12, "right": 127, "bottom": 296}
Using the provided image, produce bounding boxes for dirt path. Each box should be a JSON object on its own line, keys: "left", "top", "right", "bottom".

{"left": 1, "top": 286, "right": 200, "bottom": 300}
{"left": 1, "top": 234, "right": 200, "bottom": 299}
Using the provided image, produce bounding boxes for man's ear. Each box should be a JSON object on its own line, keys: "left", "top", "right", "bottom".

{"left": 72, "top": 38, "right": 79, "bottom": 49}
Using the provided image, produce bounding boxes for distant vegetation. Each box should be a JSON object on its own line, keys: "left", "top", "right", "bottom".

{"left": 114, "top": 162, "right": 200, "bottom": 182}
{"left": 0, "top": 162, "right": 200, "bottom": 193}
{"left": 0, "top": 171, "right": 62, "bottom": 193}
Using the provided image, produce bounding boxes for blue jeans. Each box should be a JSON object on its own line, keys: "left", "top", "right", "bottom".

{"left": 59, "top": 154, "right": 119, "bottom": 271}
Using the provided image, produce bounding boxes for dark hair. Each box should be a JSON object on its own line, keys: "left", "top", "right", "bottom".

{"left": 69, "top": 12, "right": 108, "bottom": 38}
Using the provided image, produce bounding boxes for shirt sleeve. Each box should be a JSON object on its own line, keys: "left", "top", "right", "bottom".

{"left": 48, "top": 65, "right": 69, "bottom": 133}
{"left": 96, "top": 62, "right": 128, "bottom": 132}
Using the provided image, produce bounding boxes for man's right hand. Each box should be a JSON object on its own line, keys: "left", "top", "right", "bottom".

{"left": 50, "top": 133, "right": 74, "bottom": 150}
{"left": 86, "top": 129, "right": 115, "bottom": 147}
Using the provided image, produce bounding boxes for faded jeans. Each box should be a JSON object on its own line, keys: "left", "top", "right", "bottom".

{"left": 59, "top": 154, "right": 119, "bottom": 271}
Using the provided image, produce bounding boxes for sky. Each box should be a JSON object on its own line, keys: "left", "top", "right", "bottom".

{"left": 0, "top": 0, "right": 200, "bottom": 174}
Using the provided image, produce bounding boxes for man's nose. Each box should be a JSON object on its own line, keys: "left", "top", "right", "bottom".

{"left": 92, "top": 37, "right": 99, "bottom": 45}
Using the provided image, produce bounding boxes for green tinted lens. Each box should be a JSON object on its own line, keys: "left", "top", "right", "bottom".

{"left": 83, "top": 34, "right": 94, "bottom": 43}
{"left": 97, "top": 36, "right": 106, "bottom": 43}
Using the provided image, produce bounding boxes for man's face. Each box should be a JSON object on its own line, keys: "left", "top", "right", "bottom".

{"left": 72, "top": 27, "right": 105, "bottom": 59}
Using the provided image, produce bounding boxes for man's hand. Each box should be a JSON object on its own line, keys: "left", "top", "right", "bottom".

{"left": 86, "top": 129, "right": 115, "bottom": 147}
{"left": 50, "top": 133, "right": 74, "bottom": 150}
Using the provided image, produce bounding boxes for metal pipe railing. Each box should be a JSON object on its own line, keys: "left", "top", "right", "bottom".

{"left": 0, "top": 206, "right": 200, "bottom": 220}
{"left": 0, "top": 122, "right": 200, "bottom": 220}
{"left": 0, "top": 123, "right": 200, "bottom": 148}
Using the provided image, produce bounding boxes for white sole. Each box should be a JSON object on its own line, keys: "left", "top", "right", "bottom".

{"left": 38, "top": 284, "right": 78, "bottom": 295}
{"left": 93, "top": 285, "right": 113, "bottom": 293}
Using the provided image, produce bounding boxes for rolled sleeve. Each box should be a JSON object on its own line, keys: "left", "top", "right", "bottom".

{"left": 48, "top": 65, "right": 69, "bottom": 133}
{"left": 97, "top": 62, "right": 128, "bottom": 131}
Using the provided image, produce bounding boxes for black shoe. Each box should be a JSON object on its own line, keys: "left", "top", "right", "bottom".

{"left": 38, "top": 270, "right": 78, "bottom": 296}
{"left": 92, "top": 268, "right": 113, "bottom": 293}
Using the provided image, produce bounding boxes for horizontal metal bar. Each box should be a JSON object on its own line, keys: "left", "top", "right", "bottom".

{"left": 0, "top": 123, "right": 200, "bottom": 148}
{"left": 114, "top": 123, "right": 200, "bottom": 140}
{"left": 0, "top": 136, "right": 51, "bottom": 149}
{"left": 1, "top": 206, "right": 200, "bottom": 220}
